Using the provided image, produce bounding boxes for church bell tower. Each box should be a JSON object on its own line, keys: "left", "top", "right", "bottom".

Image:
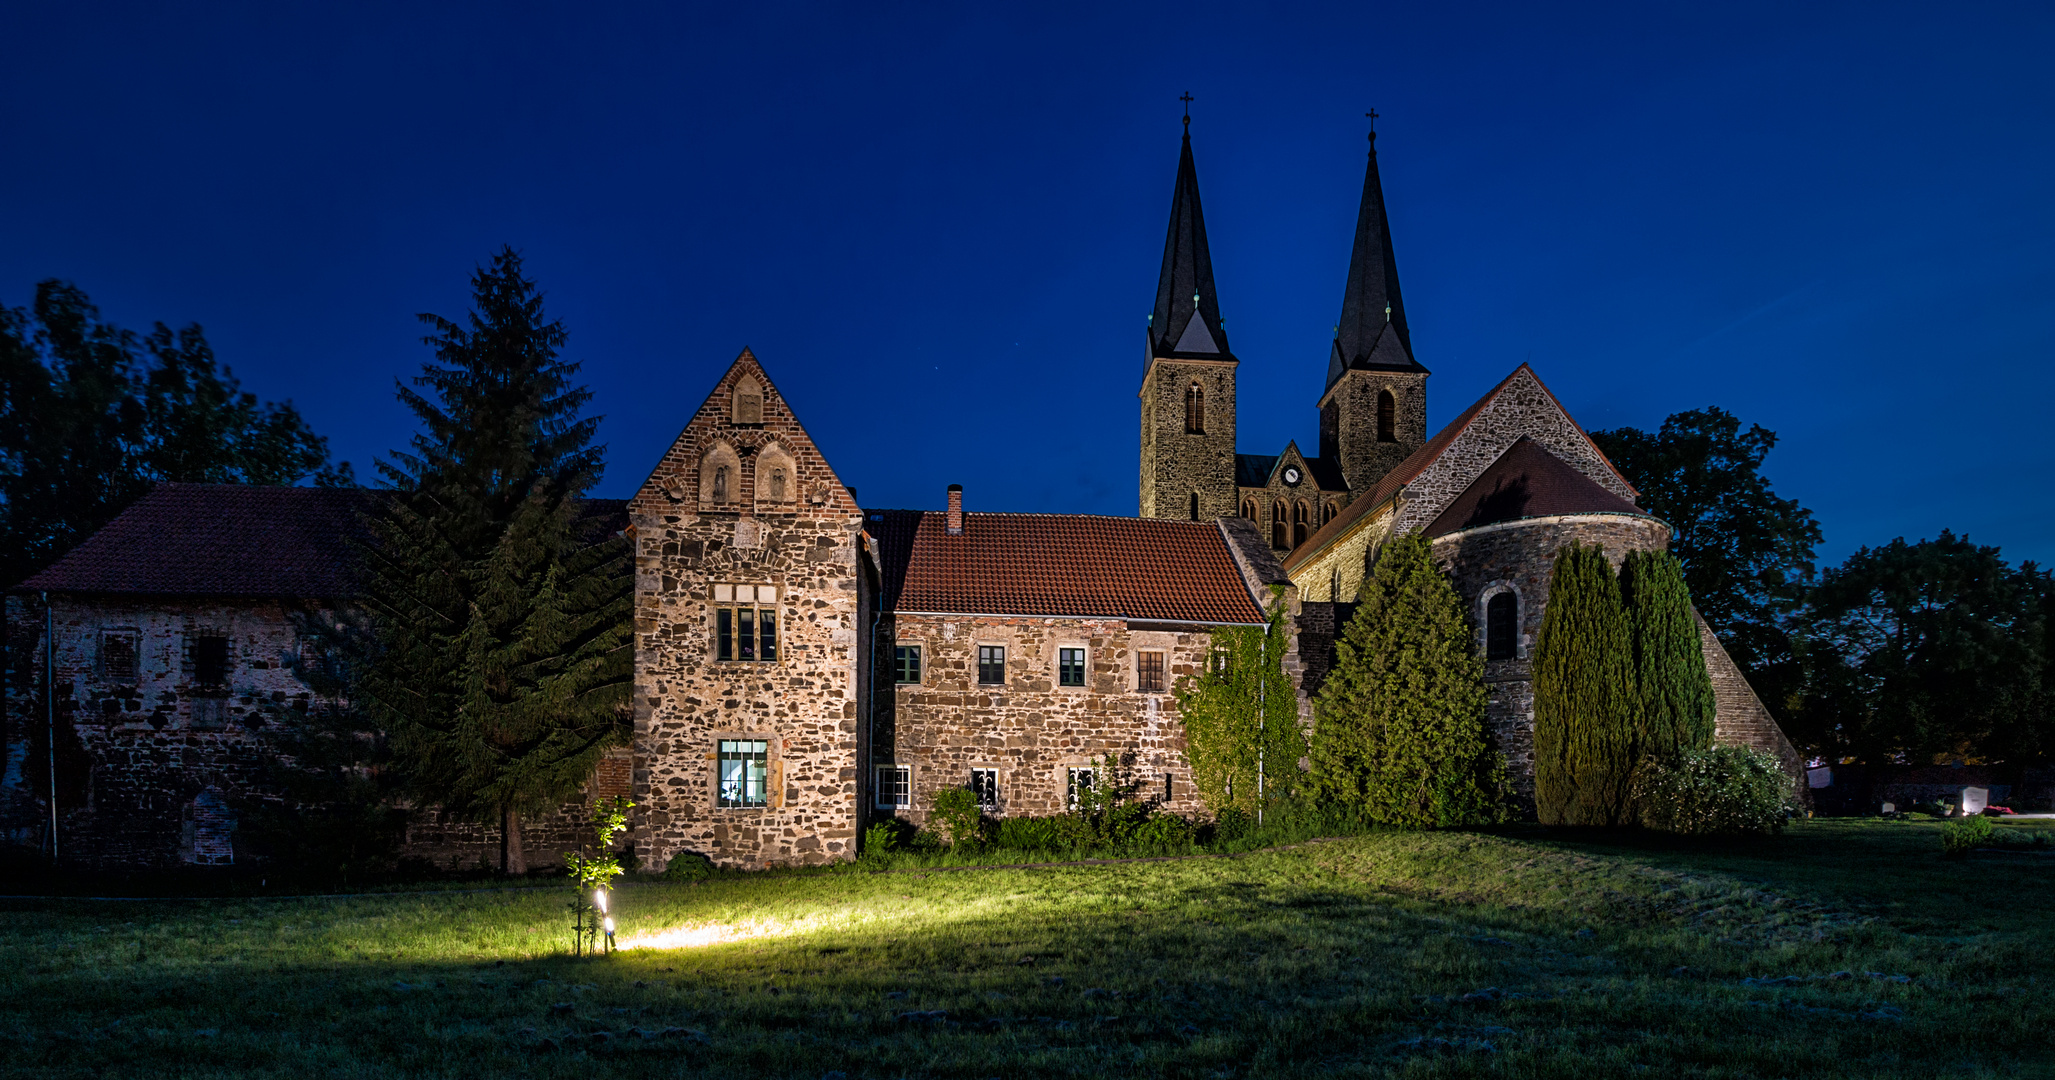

{"left": 1139, "top": 111, "right": 1239, "bottom": 521}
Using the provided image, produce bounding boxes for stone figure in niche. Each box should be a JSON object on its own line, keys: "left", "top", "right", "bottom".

{"left": 713, "top": 465, "right": 729, "bottom": 503}
{"left": 770, "top": 467, "right": 787, "bottom": 500}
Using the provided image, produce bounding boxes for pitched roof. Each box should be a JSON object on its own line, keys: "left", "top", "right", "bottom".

{"left": 1326, "top": 131, "right": 1423, "bottom": 391}
{"left": 17, "top": 482, "right": 629, "bottom": 600}
{"left": 1283, "top": 364, "right": 1638, "bottom": 574}
{"left": 1235, "top": 447, "right": 1348, "bottom": 493}
{"left": 1147, "top": 125, "right": 1233, "bottom": 371}
{"left": 1424, "top": 437, "right": 1644, "bottom": 536}
{"left": 864, "top": 510, "right": 1265, "bottom": 624}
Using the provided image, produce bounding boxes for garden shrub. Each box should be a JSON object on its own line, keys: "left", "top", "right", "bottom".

{"left": 929, "top": 786, "right": 985, "bottom": 847}
{"left": 994, "top": 814, "right": 1091, "bottom": 851}
{"left": 1941, "top": 814, "right": 1995, "bottom": 857}
{"left": 1131, "top": 813, "right": 1195, "bottom": 847}
{"left": 662, "top": 851, "right": 713, "bottom": 881}
{"left": 1211, "top": 806, "right": 1254, "bottom": 843}
{"left": 859, "top": 820, "right": 901, "bottom": 862}
{"left": 1634, "top": 745, "right": 1794, "bottom": 835}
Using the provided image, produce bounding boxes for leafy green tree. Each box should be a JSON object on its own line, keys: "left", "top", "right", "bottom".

{"left": 1620, "top": 549, "right": 1716, "bottom": 763}
{"left": 1590, "top": 409, "right": 1820, "bottom": 709}
{"left": 1310, "top": 532, "right": 1505, "bottom": 826}
{"left": 357, "top": 247, "right": 631, "bottom": 875}
{"left": 1533, "top": 542, "right": 1638, "bottom": 825}
{"left": 1173, "top": 591, "right": 1305, "bottom": 819}
{"left": 1793, "top": 532, "right": 2045, "bottom": 766}
{"left": 0, "top": 280, "right": 340, "bottom": 589}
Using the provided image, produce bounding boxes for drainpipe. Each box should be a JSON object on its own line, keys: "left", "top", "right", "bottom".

{"left": 44, "top": 592, "right": 56, "bottom": 863}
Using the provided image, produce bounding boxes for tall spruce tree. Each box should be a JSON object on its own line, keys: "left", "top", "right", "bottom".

{"left": 1173, "top": 592, "right": 1305, "bottom": 818}
{"left": 1310, "top": 533, "right": 1504, "bottom": 827}
{"left": 359, "top": 248, "right": 631, "bottom": 875}
{"left": 1620, "top": 549, "right": 1716, "bottom": 763}
{"left": 1533, "top": 542, "right": 1638, "bottom": 825}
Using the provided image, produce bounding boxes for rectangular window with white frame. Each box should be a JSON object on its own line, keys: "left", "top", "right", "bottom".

{"left": 970, "top": 768, "right": 999, "bottom": 811}
{"left": 717, "top": 739, "right": 769, "bottom": 808}
{"left": 1058, "top": 647, "right": 1086, "bottom": 687}
{"left": 713, "top": 584, "right": 778, "bottom": 662}
{"left": 1067, "top": 766, "right": 1095, "bottom": 810}
{"left": 1136, "top": 650, "right": 1166, "bottom": 693}
{"left": 875, "top": 764, "right": 911, "bottom": 810}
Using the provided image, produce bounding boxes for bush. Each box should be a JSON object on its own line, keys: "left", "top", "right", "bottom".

{"left": 859, "top": 820, "right": 902, "bottom": 862}
{"left": 929, "top": 787, "right": 985, "bottom": 847}
{"left": 1635, "top": 745, "right": 1795, "bottom": 835}
{"left": 1131, "top": 813, "right": 1196, "bottom": 848}
{"left": 993, "top": 814, "right": 1092, "bottom": 851}
{"left": 662, "top": 851, "right": 713, "bottom": 881}
{"left": 1211, "top": 806, "right": 1255, "bottom": 843}
{"left": 1941, "top": 814, "right": 1995, "bottom": 857}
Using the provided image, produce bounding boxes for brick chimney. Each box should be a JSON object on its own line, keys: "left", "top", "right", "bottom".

{"left": 946, "top": 484, "right": 963, "bottom": 535}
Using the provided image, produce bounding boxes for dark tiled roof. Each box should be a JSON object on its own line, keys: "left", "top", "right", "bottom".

{"left": 1326, "top": 136, "right": 1424, "bottom": 392}
{"left": 1146, "top": 128, "right": 1233, "bottom": 371}
{"left": 1425, "top": 437, "right": 1644, "bottom": 537}
{"left": 1304, "top": 455, "right": 1348, "bottom": 492}
{"left": 1234, "top": 454, "right": 1278, "bottom": 487}
{"left": 864, "top": 510, "right": 1264, "bottom": 624}
{"left": 17, "top": 483, "right": 629, "bottom": 600}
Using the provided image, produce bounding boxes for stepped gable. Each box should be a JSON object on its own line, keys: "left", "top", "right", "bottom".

{"left": 1424, "top": 437, "right": 1644, "bottom": 537}
{"left": 863, "top": 510, "right": 1264, "bottom": 625}
{"left": 1284, "top": 364, "right": 1639, "bottom": 573}
{"left": 17, "top": 483, "right": 377, "bottom": 598}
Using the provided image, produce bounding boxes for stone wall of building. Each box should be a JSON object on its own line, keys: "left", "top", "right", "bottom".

{"left": 1695, "top": 612, "right": 1809, "bottom": 802}
{"left": 628, "top": 351, "right": 868, "bottom": 871}
{"left": 1431, "top": 514, "right": 1671, "bottom": 811}
{"left": 1139, "top": 357, "right": 1238, "bottom": 520}
{"left": 876, "top": 614, "right": 1214, "bottom": 822}
{"left": 1281, "top": 501, "right": 1397, "bottom": 605}
{"left": 1320, "top": 369, "right": 1426, "bottom": 495}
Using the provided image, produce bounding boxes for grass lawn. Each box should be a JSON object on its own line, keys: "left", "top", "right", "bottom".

{"left": 3, "top": 818, "right": 2051, "bottom": 1078}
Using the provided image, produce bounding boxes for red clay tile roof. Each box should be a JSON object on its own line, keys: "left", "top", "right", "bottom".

{"left": 17, "top": 483, "right": 628, "bottom": 600}
{"left": 1424, "top": 437, "right": 1645, "bottom": 536}
{"left": 864, "top": 510, "right": 1265, "bottom": 624}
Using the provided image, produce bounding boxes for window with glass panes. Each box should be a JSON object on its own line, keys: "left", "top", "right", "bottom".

{"left": 1066, "top": 766, "right": 1095, "bottom": 810}
{"left": 713, "top": 584, "right": 778, "bottom": 662}
{"left": 894, "top": 645, "right": 921, "bottom": 684}
{"left": 1136, "top": 650, "right": 1166, "bottom": 692}
{"left": 1058, "top": 647, "right": 1085, "bottom": 687}
{"left": 970, "top": 768, "right": 999, "bottom": 810}
{"left": 717, "top": 740, "right": 768, "bottom": 807}
{"left": 874, "top": 764, "right": 911, "bottom": 809}
{"left": 977, "top": 645, "right": 1006, "bottom": 685}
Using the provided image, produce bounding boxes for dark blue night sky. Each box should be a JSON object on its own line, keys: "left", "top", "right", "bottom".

{"left": 6, "top": 3, "right": 2052, "bottom": 567}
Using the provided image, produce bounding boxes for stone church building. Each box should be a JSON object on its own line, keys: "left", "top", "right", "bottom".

{"left": 3, "top": 120, "right": 1800, "bottom": 871}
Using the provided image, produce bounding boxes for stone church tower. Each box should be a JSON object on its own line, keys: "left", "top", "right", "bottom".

{"left": 1319, "top": 127, "right": 1428, "bottom": 494}
{"left": 1138, "top": 118, "right": 1239, "bottom": 521}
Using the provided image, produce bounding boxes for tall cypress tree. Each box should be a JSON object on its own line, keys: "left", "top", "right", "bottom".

{"left": 1533, "top": 542, "right": 1638, "bottom": 825}
{"left": 1620, "top": 549, "right": 1717, "bottom": 763}
{"left": 358, "top": 248, "right": 631, "bottom": 875}
{"left": 1311, "top": 533, "right": 1504, "bottom": 827}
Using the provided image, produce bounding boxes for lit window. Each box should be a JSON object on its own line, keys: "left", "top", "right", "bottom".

{"left": 717, "top": 740, "right": 769, "bottom": 808}
{"left": 101, "top": 631, "right": 138, "bottom": 683}
{"left": 875, "top": 764, "right": 911, "bottom": 810}
{"left": 714, "top": 584, "right": 778, "bottom": 662}
{"left": 970, "top": 768, "right": 999, "bottom": 810}
{"left": 894, "top": 645, "right": 922, "bottom": 684}
{"left": 978, "top": 645, "right": 1006, "bottom": 685}
{"left": 1059, "top": 647, "right": 1086, "bottom": 687}
{"left": 1067, "top": 766, "right": 1096, "bottom": 810}
{"left": 1137, "top": 651, "right": 1166, "bottom": 693}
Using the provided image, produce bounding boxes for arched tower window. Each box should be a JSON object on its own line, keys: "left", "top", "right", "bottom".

{"left": 1185, "top": 381, "right": 1204, "bottom": 434}
{"left": 1324, "top": 501, "right": 1339, "bottom": 526}
{"left": 1377, "top": 389, "right": 1396, "bottom": 443}
{"left": 1189, "top": 491, "right": 1200, "bottom": 521}
{"left": 1486, "top": 591, "right": 1518, "bottom": 661}
{"left": 1240, "top": 498, "right": 1257, "bottom": 521}
{"left": 1292, "top": 501, "right": 1310, "bottom": 548}
{"left": 1271, "top": 502, "right": 1288, "bottom": 549}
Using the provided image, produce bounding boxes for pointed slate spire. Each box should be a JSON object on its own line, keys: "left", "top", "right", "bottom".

{"left": 1326, "top": 123, "right": 1422, "bottom": 391}
{"left": 1149, "top": 117, "right": 1232, "bottom": 366}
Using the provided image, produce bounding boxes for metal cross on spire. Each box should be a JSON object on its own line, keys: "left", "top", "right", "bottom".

{"left": 1181, "top": 91, "right": 1194, "bottom": 131}
{"left": 1366, "top": 108, "right": 1379, "bottom": 144}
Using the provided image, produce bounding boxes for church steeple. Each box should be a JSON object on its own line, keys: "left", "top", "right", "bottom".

{"left": 1325, "top": 121, "right": 1423, "bottom": 392}
{"left": 1149, "top": 116, "right": 1232, "bottom": 365}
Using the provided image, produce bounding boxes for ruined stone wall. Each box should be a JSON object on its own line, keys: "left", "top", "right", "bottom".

{"left": 877, "top": 614, "right": 1213, "bottom": 822}
{"left": 628, "top": 352, "right": 866, "bottom": 871}
{"left": 1139, "top": 358, "right": 1238, "bottom": 520}
{"left": 1431, "top": 514, "right": 1670, "bottom": 813}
